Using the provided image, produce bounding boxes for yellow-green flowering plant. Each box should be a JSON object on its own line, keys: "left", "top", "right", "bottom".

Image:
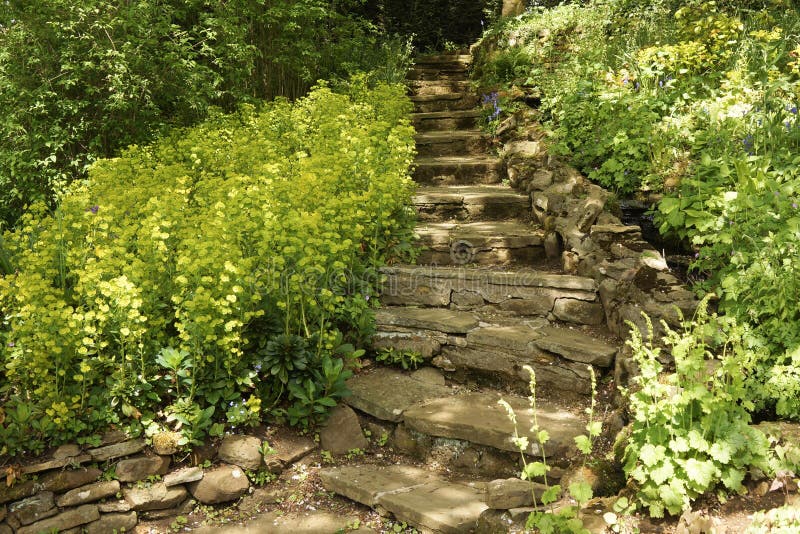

{"left": 0, "top": 78, "right": 416, "bottom": 454}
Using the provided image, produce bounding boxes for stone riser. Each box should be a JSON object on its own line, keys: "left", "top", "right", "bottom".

{"left": 415, "top": 199, "right": 529, "bottom": 222}
{"left": 413, "top": 115, "right": 478, "bottom": 132}
{"left": 409, "top": 80, "right": 473, "bottom": 96}
{"left": 412, "top": 95, "right": 478, "bottom": 113}
{"left": 415, "top": 136, "right": 487, "bottom": 157}
{"left": 415, "top": 246, "right": 546, "bottom": 266}
{"left": 380, "top": 270, "right": 603, "bottom": 325}
{"left": 408, "top": 69, "right": 469, "bottom": 81}
{"left": 413, "top": 163, "right": 503, "bottom": 185}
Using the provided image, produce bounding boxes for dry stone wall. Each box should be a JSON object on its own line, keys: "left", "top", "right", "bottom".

{"left": 0, "top": 430, "right": 317, "bottom": 533}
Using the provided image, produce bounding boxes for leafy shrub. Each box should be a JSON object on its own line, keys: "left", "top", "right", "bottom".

{"left": 0, "top": 0, "right": 414, "bottom": 229}
{"left": 0, "top": 79, "right": 416, "bottom": 455}
{"left": 622, "top": 300, "right": 772, "bottom": 517}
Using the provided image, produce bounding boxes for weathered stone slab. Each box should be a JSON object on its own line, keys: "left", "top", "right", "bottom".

{"left": 371, "top": 332, "right": 442, "bottom": 359}
{"left": 219, "top": 435, "right": 263, "bottom": 471}
{"left": 377, "top": 481, "right": 488, "bottom": 534}
{"left": 375, "top": 307, "right": 479, "bottom": 334}
{"left": 116, "top": 455, "right": 171, "bottom": 482}
{"left": 188, "top": 465, "right": 249, "bottom": 504}
{"left": 466, "top": 325, "right": 541, "bottom": 353}
{"left": 318, "top": 465, "right": 437, "bottom": 507}
{"left": 85, "top": 511, "right": 138, "bottom": 534}
{"left": 98, "top": 500, "right": 131, "bottom": 513}
{"left": 404, "top": 392, "right": 584, "bottom": 459}
{"left": 89, "top": 438, "right": 146, "bottom": 461}
{"left": 553, "top": 298, "right": 605, "bottom": 325}
{"left": 438, "top": 345, "right": 592, "bottom": 395}
{"left": 17, "top": 504, "right": 99, "bottom": 534}
{"left": 267, "top": 430, "right": 317, "bottom": 466}
{"left": 533, "top": 326, "right": 617, "bottom": 367}
{"left": 20, "top": 454, "right": 91, "bottom": 475}
{"left": 53, "top": 444, "right": 82, "bottom": 459}
{"left": 41, "top": 467, "right": 102, "bottom": 494}
{"left": 164, "top": 466, "right": 204, "bottom": 487}
{"left": 346, "top": 368, "right": 453, "bottom": 423}
{"left": 319, "top": 405, "right": 368, "bottom": 455}
{"left": 8, "top": 492, "right": 56, "bottom": 525}
{"left": 123, "top": 482, "right": 188, "bottom": 511}
{"left": 486, "top": 478, "right": 548, "bottom": 509}
{"left": 56, "top": 480, "right": 120, "bottom": 507}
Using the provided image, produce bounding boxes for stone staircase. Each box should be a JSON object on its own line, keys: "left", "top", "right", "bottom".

{"left": 319, "top": 53, "right": 623, "bottom": 533}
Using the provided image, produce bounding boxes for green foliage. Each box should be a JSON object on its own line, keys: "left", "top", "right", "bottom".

{"left": 374, "top": 0, "right": 501, "bottom": 51}
{"left": 474, "top": 0, "right": 800, "bottom": 419}
{"left": 622, "top": 300, "right": 772, "bottom": 517}
{"left": 0, "top": 0, "right": 414, "bottom": 229}
{"left": 375, "top": 348, "right": 424, "bottom": 370}
{"left": 0, "top": 80, "right": 416, "bottom": 455}
{"left": 746, "top": 505, "right": 800, "bottom": 533}
{"left": 500, "top": 365, "right": 601, "bottom": 534}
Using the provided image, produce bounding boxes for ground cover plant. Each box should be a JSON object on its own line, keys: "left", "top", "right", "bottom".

{"left": 0, "top": 79, "right": 417, "bottom": 456}
{"left": 472, "top": 0, "right": 800, "bottom": 518}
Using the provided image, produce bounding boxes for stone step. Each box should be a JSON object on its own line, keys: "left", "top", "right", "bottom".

{"left": 408, "top": 68, "right": 469, "bottom": 81}
{"left": 411, "top": 92, "right": 479, "bottom": 113}
{"left": 415, "top": 54, "right": 472, "bottom": 67}
{"left": 414, "top": 185, "right": 530, "bottom": 222}
{"left": 415, "top": 130, "right": 487, "bottom": 157}
{"left": 380, "top": 265, "right": 600, "bottom": 321}
{"left": 373, "top": 308, "right": 618, "bottom": 395}
{"left": 414, "top": 221, "right": 545, "bottom": 265}
{"left": 413, "top": 156, "right": 504, "bottom": 186}
{"left": 319, "top": 465, "right": 487, "bottom": 534}
{"left": 343, "top": 367, "right": 587, "bottom": 462}
{"left": 412, "top": 110, "right": 480, "bottom": 132}
{"left": 410, "top": 80, "right": 474, "bottom": 96}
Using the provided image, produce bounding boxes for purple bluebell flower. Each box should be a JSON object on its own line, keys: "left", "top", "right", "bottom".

{"left": 86, "top": 205, "right": 99, "bottom": 214}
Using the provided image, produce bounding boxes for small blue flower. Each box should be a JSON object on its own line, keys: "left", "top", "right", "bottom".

{"left": 793, "top": 202, "right": 798, "bottom": 209}
{"left": 792, "top": 106, "right": 798, "bottom": 115}
{"left": 86, "top": 205, "right": 99, "bottom": 214}
{"left": 7, "top": 341, "right": 14, "bottom": 347}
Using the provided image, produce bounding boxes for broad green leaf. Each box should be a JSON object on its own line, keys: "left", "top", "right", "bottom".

{"left": 574, "top": 435, "right": 592, "bottom": 455}
{"left": 541, "top": 484, "right": 562, "bottom": 505}
{"left": 684, "top": 458, "right": 716, "bottom": 488}
{"left": 523, "top": 461, "right": 549, "bottom": 479}
{"left": 569, "top": 481, "right": 593, "bottom": 505}
{"left": 640, "top": 443, "right": 665, "bottom": 467}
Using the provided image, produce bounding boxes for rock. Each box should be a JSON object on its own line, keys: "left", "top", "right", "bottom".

{"left": 0, "top": 524, "right": 9, "bottom": 534}
{"left": 372, "top": 332, "right": 442, "bottom": 359}
{"left": 476, "top": 508, "right": 529, "bottom": 534}
{"left": 19, "top": 454, "right": 92, "bottom": 475}
{"left": 190, "top": 442, "right": 219, "bottom": 467}
{"left": 41, "top": 467, "right": 102, "bottom": 493}
{"left": 84, "top": 511, "right": 137, "bottom": 534}
{"left": 561, "top": 461, "right": 624, "bottom": 498}
{"left": 346, "top": 367, "right": 453, "bottom": 422}
{"left": 375, "top": 307, "right": 479, "bottom": 334}
{"left": 151, "top": 431, "right": 183, "bottom": 455}
{"left": 188, "top": 465, "right": 250, "bottom": 504}
{"left": 544, "top": 232, "right": 560, "bottom": 258}
{"left": 533, "top": 326, "right": 617, "bottom": 367}
{"left": 553, "top": 298, "right": 605, "bottom": 326}
{"left": 389, "top": 424, "right": 433, "bottom": 459}
{"left": 17, "top": 504, "right": 99, "bottom": 534}
{"left": 676, "top": 509, "right": 720, "bottom": 534}
{"left": 53, "top": 444, "right": 82, "bottom": 459}
{"left": 115, "top": 455, "right": 171, "bottom": 482}
{"left": 0, "top": 481, "right": 37, "bottom": 505}
{"left": 218, "top": 435, "right": 263, "bottom": 471}
{"left": 267, "top": 428, "right": 317, "bottom": 465}
{"left": 411, "top": 367, "right": 446, "bottom": 386}
{"left": 123, "top": 482, "right": 188, "bottom": 511}
{"left": 100, "top": 429, "right": 129, "bottom": 445}
{"left": 98, "top": 500, "right": 131, "bottom": 513}
{"left": 164, "top": 466, "right": 204, "bottom": 487}
{"left": 56, "top": 480, "right": 120, "bottom": 507}
{"left": 88, "top": 438, "right": 146, "bottom": 461}
{"left": 0, "top": 504, "right": 5, "bottom": 522}
{"left": 404, "top": 392, "right": 584, "bottom": 460}
{"left": 319, "top": 405, "right": 369, "bottom": 455}
{"left": 8, "top": 492, "right": 56, "bottom": 525}
{"left": 486, "top": 478, "right": 549, "bottom": 509}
